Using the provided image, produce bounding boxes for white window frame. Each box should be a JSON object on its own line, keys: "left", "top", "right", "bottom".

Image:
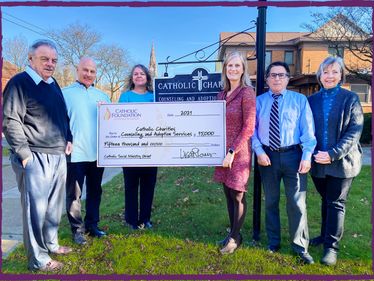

{"left": 350, "top": 84, "right": 371, "bottom": 103}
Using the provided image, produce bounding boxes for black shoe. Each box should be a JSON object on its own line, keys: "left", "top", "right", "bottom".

{"left": 267, "top": 245, "right": 280, "bottom": 253}
{"left": 297, "top": 252, "right": 315, "bottom": 264}
{"left": 321, "top": 248, "right": 337, "bottom": 266}
{"left": 73, "top": 232, "right": 87, "bottom": 245}
{"left": 86, "top": 227, "right": 107, "bottom": 238}
{"left": 310, "top": 236, "right": 324, "bottom": 247}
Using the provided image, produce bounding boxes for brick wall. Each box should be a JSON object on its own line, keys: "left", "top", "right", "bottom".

{"left": 2, "top": 61, "right": 18, "bottom": 92}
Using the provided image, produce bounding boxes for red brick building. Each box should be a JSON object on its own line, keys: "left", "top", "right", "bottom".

{"left": 217, "top": 19, "right": 372, "bottom": 113}
{"left": 2, "top": 60, "right": 18, "bottom": 93}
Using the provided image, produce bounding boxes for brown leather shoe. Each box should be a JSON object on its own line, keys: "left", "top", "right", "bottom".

{"left": 51, "top": 246, "right": 73, "bottom": 255}
{"left": 39, "top": 260, "right": 64, "bottom": 272}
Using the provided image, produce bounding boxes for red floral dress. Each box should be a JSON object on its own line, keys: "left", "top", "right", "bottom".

{"left": 213, "top": 86, "right": 256, "bottom": 192}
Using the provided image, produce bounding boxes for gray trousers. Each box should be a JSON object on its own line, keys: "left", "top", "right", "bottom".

{"left": 259, "top": 146, "right": 309, "bottom": 253}
{"left": 11, "top": 151, "right": 66, "bottom": 270}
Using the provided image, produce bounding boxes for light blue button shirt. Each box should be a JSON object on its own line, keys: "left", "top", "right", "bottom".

{"left": 251, "top": 89, "right": 316, "bottom": 161}
{"left": 63, "top": 82, "right": 111, "bottom": 162}
{"left": 25, "top": 65, "right": 54, "bottom": 85}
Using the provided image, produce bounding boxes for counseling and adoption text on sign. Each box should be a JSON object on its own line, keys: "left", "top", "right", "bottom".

{"left": 97, "top": 101, "right": 226, "bottom": 167}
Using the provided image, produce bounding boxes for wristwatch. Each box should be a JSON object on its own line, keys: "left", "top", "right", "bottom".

{"left": 228, "top": 148, "right": 235, "bottom": 154}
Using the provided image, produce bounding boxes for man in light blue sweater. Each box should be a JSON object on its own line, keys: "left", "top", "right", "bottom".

{"left": 63, "top": 57, "right": 111, "bottom": 245}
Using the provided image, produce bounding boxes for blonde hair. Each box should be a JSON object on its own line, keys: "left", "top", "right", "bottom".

{"left": 221, "top": 51, "right": 252, "bottom": 92}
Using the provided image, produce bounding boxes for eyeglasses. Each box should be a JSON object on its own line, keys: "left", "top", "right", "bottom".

{"left": 268, "top": 73, "right": 289, "bottom": 79}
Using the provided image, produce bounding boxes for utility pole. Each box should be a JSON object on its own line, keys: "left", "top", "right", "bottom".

{"left": 253, "top": 0, "right": 267, "bottom": 242}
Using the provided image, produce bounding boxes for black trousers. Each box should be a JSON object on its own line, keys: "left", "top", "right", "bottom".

{"left": 312, "top": 175, "right": 353, "bottom": 251}
{"left": 259, "top": 146, "right": 309, "bottom": 253}
{"left": 122, "top": 167, "right": 158, "bottom": 226}
{"left": 66, "top": 161, "right": 104, "bottom": 233}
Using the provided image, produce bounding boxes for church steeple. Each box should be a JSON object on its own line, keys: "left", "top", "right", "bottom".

{"left": 149, "top": 43, "right": 157, "bottom": 78}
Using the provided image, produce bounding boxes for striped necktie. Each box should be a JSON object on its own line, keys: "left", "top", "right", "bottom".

{"left": 269, "top": 94, "right": 281, "bottom": 150}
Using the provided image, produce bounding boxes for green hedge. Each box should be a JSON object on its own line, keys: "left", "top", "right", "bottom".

{"left": 360, "top": 113, "right": 372, "bottom": 145}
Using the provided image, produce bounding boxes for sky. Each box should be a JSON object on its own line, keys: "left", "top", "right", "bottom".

{"left": 1, "top": 2, "right": 364, "bottom": 77}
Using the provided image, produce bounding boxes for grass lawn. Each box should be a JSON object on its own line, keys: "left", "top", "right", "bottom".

{"left": 2, "top": 165, "right": 372, "bottom": 276}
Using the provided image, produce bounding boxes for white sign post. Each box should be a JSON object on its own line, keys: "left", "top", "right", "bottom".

{"left": 97, "top": 101, "right": 226, "bottom": 167}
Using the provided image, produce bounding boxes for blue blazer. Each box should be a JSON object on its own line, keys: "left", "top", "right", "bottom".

{"left": 308, "top": 87, "right": 364, "bottom": 178}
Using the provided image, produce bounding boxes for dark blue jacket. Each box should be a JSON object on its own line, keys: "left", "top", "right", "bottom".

{"left": 3, "top": 71, "right": 72, "bottom": 161}
{"left": 308, "top": 87, "right": 363, "bottom": 178}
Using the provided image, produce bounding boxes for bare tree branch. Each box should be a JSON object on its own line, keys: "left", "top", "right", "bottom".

{"left": 94, "top": 44, "right": 131, "bottom": 101}
{"left": 302, "top": 7, "right": 372, "bottom": 84}
{"left": 3, "top": 35, "right": 28, "bottom": 71}
{"left": 48, "top": 22, "right": 101, "bottom": 68}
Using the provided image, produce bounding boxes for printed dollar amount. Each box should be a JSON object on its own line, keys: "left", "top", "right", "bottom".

{"left": 198, "top": 131, "right": 215, "bottom": 136}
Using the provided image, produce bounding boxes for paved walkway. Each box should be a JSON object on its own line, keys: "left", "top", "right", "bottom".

{"left": 1, "top": 152, "right": 122, "bottom": 258}
{"left": 1, "top": 144, "right": 372, "bottom": 258}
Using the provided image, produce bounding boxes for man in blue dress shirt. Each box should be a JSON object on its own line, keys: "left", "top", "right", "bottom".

{"left": 63, "top": 57, "right": 111, "bottom": 245}
{"left": 252, "top": 61, "right": 316, "bottom": 264}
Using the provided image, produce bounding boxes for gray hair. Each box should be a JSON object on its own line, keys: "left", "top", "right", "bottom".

{"left": 28, "top": 39, "right": 58, "bottom": 56}
{"left": 316, "top": 56, "right": 345, "bottom": 87}
{"left": 221, "top": 51, "right": 252, "bottom": 92}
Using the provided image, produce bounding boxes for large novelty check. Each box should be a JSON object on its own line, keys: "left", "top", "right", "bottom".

{"left": 97, "top": 101, "right": 226, "bottom": 167}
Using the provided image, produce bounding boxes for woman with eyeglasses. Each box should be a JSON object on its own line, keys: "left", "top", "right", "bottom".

{"left": 308, "top": 56, "right": 363, "bottom": 266}
{"left": 213, "top": 51, "right": 256, "bottom": 254}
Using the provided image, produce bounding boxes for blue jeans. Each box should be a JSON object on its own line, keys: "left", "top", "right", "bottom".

{"left": 311, "top": 175, "right": 353, "bottom": 251}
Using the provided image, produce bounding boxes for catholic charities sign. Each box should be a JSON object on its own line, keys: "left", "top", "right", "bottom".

{"left": 154, "top": 68, "right": 222, "bottom": 102}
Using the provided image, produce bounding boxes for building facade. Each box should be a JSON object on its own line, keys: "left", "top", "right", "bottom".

{"left": 217, "top": 21, "right": 372, "bottom": 113}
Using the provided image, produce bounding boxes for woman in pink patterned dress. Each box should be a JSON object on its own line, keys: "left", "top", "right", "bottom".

{"left": 214, "top": 51, "right": 256, "bottom": 254}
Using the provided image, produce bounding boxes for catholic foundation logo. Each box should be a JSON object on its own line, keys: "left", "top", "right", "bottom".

{"left": 104, "top": 107, "right": 111, "bottom": 120}
{"left": 113, "top": 108, "right": 142, "bottom": 120}
{"left": 103, "top": 107, "right": 142, "bottom": 120}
